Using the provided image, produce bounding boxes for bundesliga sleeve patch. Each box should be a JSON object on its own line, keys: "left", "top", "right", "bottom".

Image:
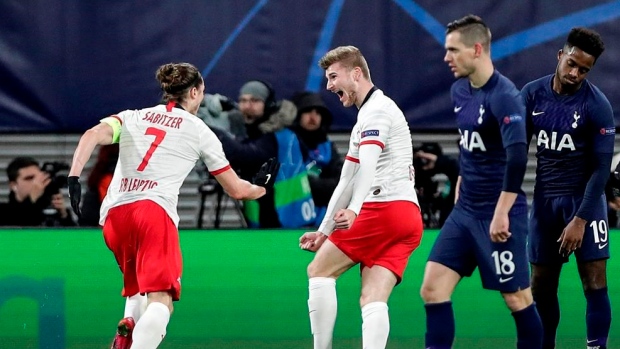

{"left": 361, "top": 129, "right": 380, "bottom": 138}
{"left": 600, "top": 127, "right": 615, "bottom": 135}
{"left": 503, "top": 115, "right": 523, "bottom": 124}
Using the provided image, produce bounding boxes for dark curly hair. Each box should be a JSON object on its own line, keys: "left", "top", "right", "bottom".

{"left": 565, "top": 27, "right": 605, "bottom": 61}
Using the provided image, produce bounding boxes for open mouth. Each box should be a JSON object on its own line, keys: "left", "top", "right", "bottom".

{"left": 336, "top": 90, "right": 344, "bottom": 98}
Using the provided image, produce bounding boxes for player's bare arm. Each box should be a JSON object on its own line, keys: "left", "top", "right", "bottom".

{"left": 68, "top": 120, "right": 116, "bottom": 217}
{"left": 69, "top": 121, "right": 115, "bottom": 177}
{"left": 490, "top": 191, "right": 517, "bottom": 242}
{"left": 214, "top": 168, "right": 266, "bottom": 201}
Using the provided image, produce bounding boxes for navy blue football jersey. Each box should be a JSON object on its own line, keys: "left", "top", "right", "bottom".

{"left": 522, "top": 74, "right": 615, "bottom": 197}
{"left": 452, "top": 70, "right": 528, "bottom": 218}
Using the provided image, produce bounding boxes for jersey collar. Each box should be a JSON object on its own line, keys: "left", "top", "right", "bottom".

{"left": 165, "top": 101, "right": 185, "bottom": 112}
{"left": 359, "top": 86, "right": 378, "bottom": 109}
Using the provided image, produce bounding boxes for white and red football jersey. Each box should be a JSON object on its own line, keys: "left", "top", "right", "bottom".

{"left": 346, "top": 89, "right": 418, "bottom": 205}
{"left": 99, "top": 103, "right": 230, "bottom": 226}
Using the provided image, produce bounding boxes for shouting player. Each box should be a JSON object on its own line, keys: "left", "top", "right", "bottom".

{"left": 299, "top": 46, "right": 423, "bottom": 349}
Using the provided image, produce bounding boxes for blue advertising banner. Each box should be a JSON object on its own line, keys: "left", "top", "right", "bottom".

{"left": 0, "top": 0, "right": 619, "bottom": 132}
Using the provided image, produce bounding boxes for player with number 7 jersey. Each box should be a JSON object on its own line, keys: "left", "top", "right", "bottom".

{"left": 67, "top": 63, "right": 272, "bottom": 349}
{"left": 98, "top": 102, "right": 227, "bottom": 227}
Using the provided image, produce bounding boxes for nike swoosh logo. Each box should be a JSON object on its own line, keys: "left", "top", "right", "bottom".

{"left": 454, "top": 106, "right": 462, "bottom": 113}
{"left": 532, "top": 111, "right": 544, "bottom": 116}
{"left": 499, "top": 276, "right": 514, "bottom": 283}
{"left": 598, "top": 243, "right": 608, "bottom": 249}
{"left": 587, "top": 339, "right": 597, "bottom": 344}
{"left": 265, "top": 174, "right": 272, "bottom": 183}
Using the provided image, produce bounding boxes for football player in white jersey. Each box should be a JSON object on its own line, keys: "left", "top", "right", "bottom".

{"left": 66, "top": 62, "right": 278, "bottom": 349}
{"left": 299, "top": 46, "right": 423, "bottom": 349}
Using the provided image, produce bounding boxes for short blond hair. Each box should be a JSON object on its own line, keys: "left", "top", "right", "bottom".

{"left": 318, "top": 46, "right": 371, "bottom": 81}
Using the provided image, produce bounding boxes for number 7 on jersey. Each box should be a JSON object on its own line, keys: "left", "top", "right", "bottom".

{"left": 137, "top": 127, "right": 167, "bottom": 171}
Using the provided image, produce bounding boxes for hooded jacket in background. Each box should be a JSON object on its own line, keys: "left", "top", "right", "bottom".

{"left": 291, "top": 92, "right": 343, "bottom": 212}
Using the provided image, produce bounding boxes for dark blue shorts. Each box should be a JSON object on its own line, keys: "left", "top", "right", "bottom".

{"left": 529, "top": 194, "right": 610, "bottom": 264}
{"left": 428, "top": 207, "right": 530, "bottom": 292}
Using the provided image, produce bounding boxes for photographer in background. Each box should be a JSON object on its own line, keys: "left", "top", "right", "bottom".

{"left": 413, "top": 142, "right": 459, "bottom": 228}
{"left": 0, "top": 156, "right": 76, "bottom": 227}
{"left": 212, "top": 80, "right": 312, "bottom": 228}
{"left": 197, "top": 93, "right": 246, "bottom": 139}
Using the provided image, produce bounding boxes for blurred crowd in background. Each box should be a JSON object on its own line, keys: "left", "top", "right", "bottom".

{"left": 2, "top": 78, "right": 620, "bottom": 230}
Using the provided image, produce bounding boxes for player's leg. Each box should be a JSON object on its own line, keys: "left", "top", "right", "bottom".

{"left": 484, "top": 213, "right": 542, "bottom": 349}
{"left": 103, "top": 205, "right": 140, "bottom": 349}
{"left": 358, "top": 201, "right": 423, "bottom": 349}
{"left": 573, "top": 195, "right": 611, "bottom": 349}
{"left": 420, "top": 262, "right": 460, "bottom": 349}
{"left": 130, "top": 292, "right": 173, "bottom": 349}
{"left": 421, "top": 208, "right": 475, "bottom": 349}
{"left": 578, "top": 260, "right": 610, "bottom": 349}
{"left": 129, "top": 201, "right": 182, "bottom": 349}
{"left": 530, "top": 264, "right": 562, "bottom": 349}
{"left": 111, "top": 293, "right": 147, "bottom": 349}
{"left": 501, "top": 288, "right": 543, "bottom": 349}
{"left": 307, "top": 239, "right": 356, "bottom": 349}
{"left": 360, "top": 266, "right": 397, "bottom": 349}
{"left": 123, "top": 294, "right": 148, "bottom": 322}
{"left": 529, "top": 196, "right": 565, "bottom": 349}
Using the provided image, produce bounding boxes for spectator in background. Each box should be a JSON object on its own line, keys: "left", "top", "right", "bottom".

{"left": 79, "top": 144, "right": 119, "bottom": 226}
{"left": 213, "top": 80, "right": 316, "bottom": 228}
{"left": 291, "top": 91, "right": 343, "bottom": 224}
{"left": 197, "top": 93, "right": 246, "bottom": 139}
{"left": 0, "top": 156, "right": 76, "bottom": 227}
{"left": 413, "top": 142, "right": 459, "bottom": 228}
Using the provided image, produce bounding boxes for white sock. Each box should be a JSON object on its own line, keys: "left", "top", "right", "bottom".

{"left": 124, "top": 294, "right": 148, "bottom": 322}
{"left": 130, "top": 302, "right": 170, "bottom": 349}
{"left": 361, "top": 302, "right": 389, "bottom": 349}
{"left": 308, "top": 277, "right": 337, "bottom": 349}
